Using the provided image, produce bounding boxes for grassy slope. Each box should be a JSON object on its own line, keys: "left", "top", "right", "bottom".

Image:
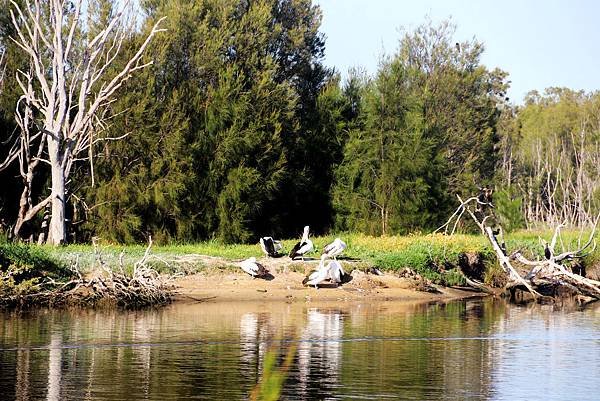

{"left": 1, "top": 229, "right": 594, "bottom": 306}
{"left": 28, "top": 229, "right": 597, "bottom": 285}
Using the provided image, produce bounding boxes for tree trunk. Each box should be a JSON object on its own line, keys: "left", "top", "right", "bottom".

{"left": 380, "top": 205, "right": 387, "bottom": 236}
{"left": 47, "top": 140, "right": 66, "bottom": 245}
{"left": 13, "top": 186, "right": 31, "bottom": 238}
{"left": 5, "top": 2, "right": 164, "bottom": 245}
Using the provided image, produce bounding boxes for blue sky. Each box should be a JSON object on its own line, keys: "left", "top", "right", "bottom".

{"left": 314, "top": 0, "right": 600, "bottom": 104}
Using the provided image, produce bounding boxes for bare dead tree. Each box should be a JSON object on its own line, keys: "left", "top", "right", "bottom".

{"left": 442, "top": 194, "right": 600, "bottom": 304}
{"left": 1, "top": 0, "right": 165, "bottom": 244}
{"left": 504, "top": 106, "right": 600, "bottom": 230}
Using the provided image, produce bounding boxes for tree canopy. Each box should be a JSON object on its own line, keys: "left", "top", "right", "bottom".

{"left": 0, "top": 2, "right": 598, "bottom": 244}
{"left": 333, "top": 20, "right": 508, "bottom": 235}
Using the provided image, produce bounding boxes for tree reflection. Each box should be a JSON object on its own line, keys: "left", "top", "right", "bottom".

{"left": 46, "top": 332, "right": 62, "bottom": 401}
{"left": 295, "top": 309, "right": 344, "bottom": 399}
{"left": 15, "top": 348, "right": 30, "bottom": 401}
{"left": 3, "top": 299, "right": 594, "bottom": 400}
{"left": 240, "top": 312, "right": 270, "bottom": 379}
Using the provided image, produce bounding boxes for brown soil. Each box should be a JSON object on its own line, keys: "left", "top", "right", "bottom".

{"left": 172, "top": 256, "right": 484, "bottom": 304}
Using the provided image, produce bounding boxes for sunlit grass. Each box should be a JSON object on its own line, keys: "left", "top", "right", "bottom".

{"left": 16, "top": 228, "right": 600, "bottom": 283}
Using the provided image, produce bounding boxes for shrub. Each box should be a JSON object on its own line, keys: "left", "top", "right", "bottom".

{"left": 0, "top": 243, "right": 71, "bottom": 281}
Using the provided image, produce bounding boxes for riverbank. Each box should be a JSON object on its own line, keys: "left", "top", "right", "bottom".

{"left": 2, "top": 230, "right": 597, "bottom": 308}
{"left": 173, "top": 256, "right": 487, "bottom": 304}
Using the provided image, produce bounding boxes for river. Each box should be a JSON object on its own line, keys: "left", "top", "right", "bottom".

{"left": 1, "top": 298, "right": 599, "bottom": 400}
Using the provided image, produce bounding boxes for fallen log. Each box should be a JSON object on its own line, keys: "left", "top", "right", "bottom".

{"left": 442, "top": 194, "right": 600, "bottom": 304}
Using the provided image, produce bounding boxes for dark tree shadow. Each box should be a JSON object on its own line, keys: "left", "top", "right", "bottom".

{"left": 335, "top": 256, "right": 360, "bottom": 261}
{"left": 290, "top": 256, "right": 318, "bottom": 261}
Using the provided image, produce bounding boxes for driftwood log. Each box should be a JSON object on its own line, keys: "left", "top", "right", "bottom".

{"left": 439, "top": 194, "right": 600, "bottom": 304}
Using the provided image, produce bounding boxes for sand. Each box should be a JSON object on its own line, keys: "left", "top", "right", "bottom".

{"left": 172, "top": 256, "right": 484, "bottom": 304}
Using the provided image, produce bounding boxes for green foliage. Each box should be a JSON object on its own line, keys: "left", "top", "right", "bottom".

{"left": 0, "top": 264, "right": 40, "bottom": 298}
{"left": 374, "top": 252, "right": 442, "bottom": 283}
{"left": 7, "top": 1, "right": 598, "bottom": 247}
{"left": 332, "top": 20, "right": 508, "bottom": 236}
{"left": 0, "top": 242, "right": 71, "bottom": 302}
{"left": 368, "top": 238, "right": 484, "bottom": 285}
{"left": 442, "top": 269, "right": 467, "bottom": 287}
{"left": 250, "top": 345, "right": 296, "bottom": 401}
{"left": 483, "top": 263, "right": 507, "bottom": 287}
{"left": 396, "top": 19, "right": 508, "bottom": 197}
{"left": 75, "top": 0, "right": 334, "bottom": 244}
{"left": 494, "top": 189, "right": 525, "bottom": 233}
{"left": 217, "top": 167, "right": 263, "bottom": 243}
{"left": 0, "top": 243, "right": 70, "bottom": 280}
{"left": 333, "top": 59, "right": 432, "bottom": 235}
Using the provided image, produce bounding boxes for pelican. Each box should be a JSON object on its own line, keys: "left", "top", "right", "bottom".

{"left": 239, "top": 257, "right": 269, "bottom": 278}
{"left": 327, "top": 260, "right": 346, "bottom": 285}
{"left": 259, "top": 236, "right": 283, "bottom": 257}
{"left": 303, "top": 256, "right": 329, "bottom": 288}
{"left": 303, "top": 256, "right": 346, "bottom": 288}
{"left": 322, "top": 238, "right": 346, "bottom": 260}
{"left": 289, "top": 225, "right": 314, "bottom": 261}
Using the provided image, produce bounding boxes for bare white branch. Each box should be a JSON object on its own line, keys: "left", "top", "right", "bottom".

{"left": 3, "top": 0, "right": 165, "bottom": 244}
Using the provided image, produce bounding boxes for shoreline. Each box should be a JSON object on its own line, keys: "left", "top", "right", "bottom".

{"left": 173, "top": 259, "right": 487, "bottom": 304}
{"left": 0, "top": 252, "right": 491, "bottom": 309}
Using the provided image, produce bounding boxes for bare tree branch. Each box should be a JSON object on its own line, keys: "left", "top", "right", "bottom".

{"left": 3, "top": 0, "right": 165, "bottom": 243}
{"left": 444, "top": 194, "right": 600, "bottom": 303}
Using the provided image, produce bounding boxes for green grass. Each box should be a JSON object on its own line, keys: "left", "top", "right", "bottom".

{"left": 40, "top": 233, "right": 489, "bottom": 275}
{"left": 0, "top": 242, "right": 71, "bottom": 280}
{"left": 0, "top": 242, "right": 75, "bottom": 302}
{"left": 343, "top": 233, "right": 492, "bottom": 285}
{"left": 6, "top": 228, "right": 599, "bottom": 286}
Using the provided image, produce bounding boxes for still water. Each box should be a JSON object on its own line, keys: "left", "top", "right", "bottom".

{"left": 1, "top": 298, "right": 599, "bottom": 400}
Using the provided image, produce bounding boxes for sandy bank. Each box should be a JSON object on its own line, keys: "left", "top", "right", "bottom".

{"left": 172, "top": 256, "right": 484, "bottom": 304}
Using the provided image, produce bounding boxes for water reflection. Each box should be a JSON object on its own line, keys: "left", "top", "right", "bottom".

{"left": 14, "top": 345, "right": 30, "bottom": 401}
{"left": 487, "top": 303, "right": 600, "bottom": 401}
{"left": 0, "top": 300, "right": 599, "bottom": 400}
{"left": 240, "top": 312, "right": 270, "bottom": 377}
{"left": 296, "top": 309, "right": 344, "bottom": 397}
{"left": 46, "top": 332, "right": 62, "bottom": 401}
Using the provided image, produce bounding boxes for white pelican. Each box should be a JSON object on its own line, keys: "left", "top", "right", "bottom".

{"left": 289, "top": 225, "right": 314, "bottom": 260}
{"left": 259, "top": 236, "right": 283, "bottom": 257}
{"left": 239, "top": 257, "right": 268, "bottom": 278}
{"left": 303, "top": 256, "right": 347, "bottom": 288}
{"left": 327, "top": 260, "right": 346, "bottom": 285}
{"left": 322, "top": 238, "right": 347, "bottom": 260}
{"left": 303, "top": 256, "right": 329, "bottom": 288}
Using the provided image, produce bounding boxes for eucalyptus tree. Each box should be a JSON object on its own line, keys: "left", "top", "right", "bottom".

{"left": 1, "top": 0, "right": 165, "bottom": 244}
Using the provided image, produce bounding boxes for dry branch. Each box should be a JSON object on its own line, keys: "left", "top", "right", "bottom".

{"left": 2, "top": 0, "right": 165, "bottom": 244}
{"left": 0, "top": 239, "right": 177, "bottom": 308}
{"left": 442, "top": 193, "right": 600, "bottom": 303}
